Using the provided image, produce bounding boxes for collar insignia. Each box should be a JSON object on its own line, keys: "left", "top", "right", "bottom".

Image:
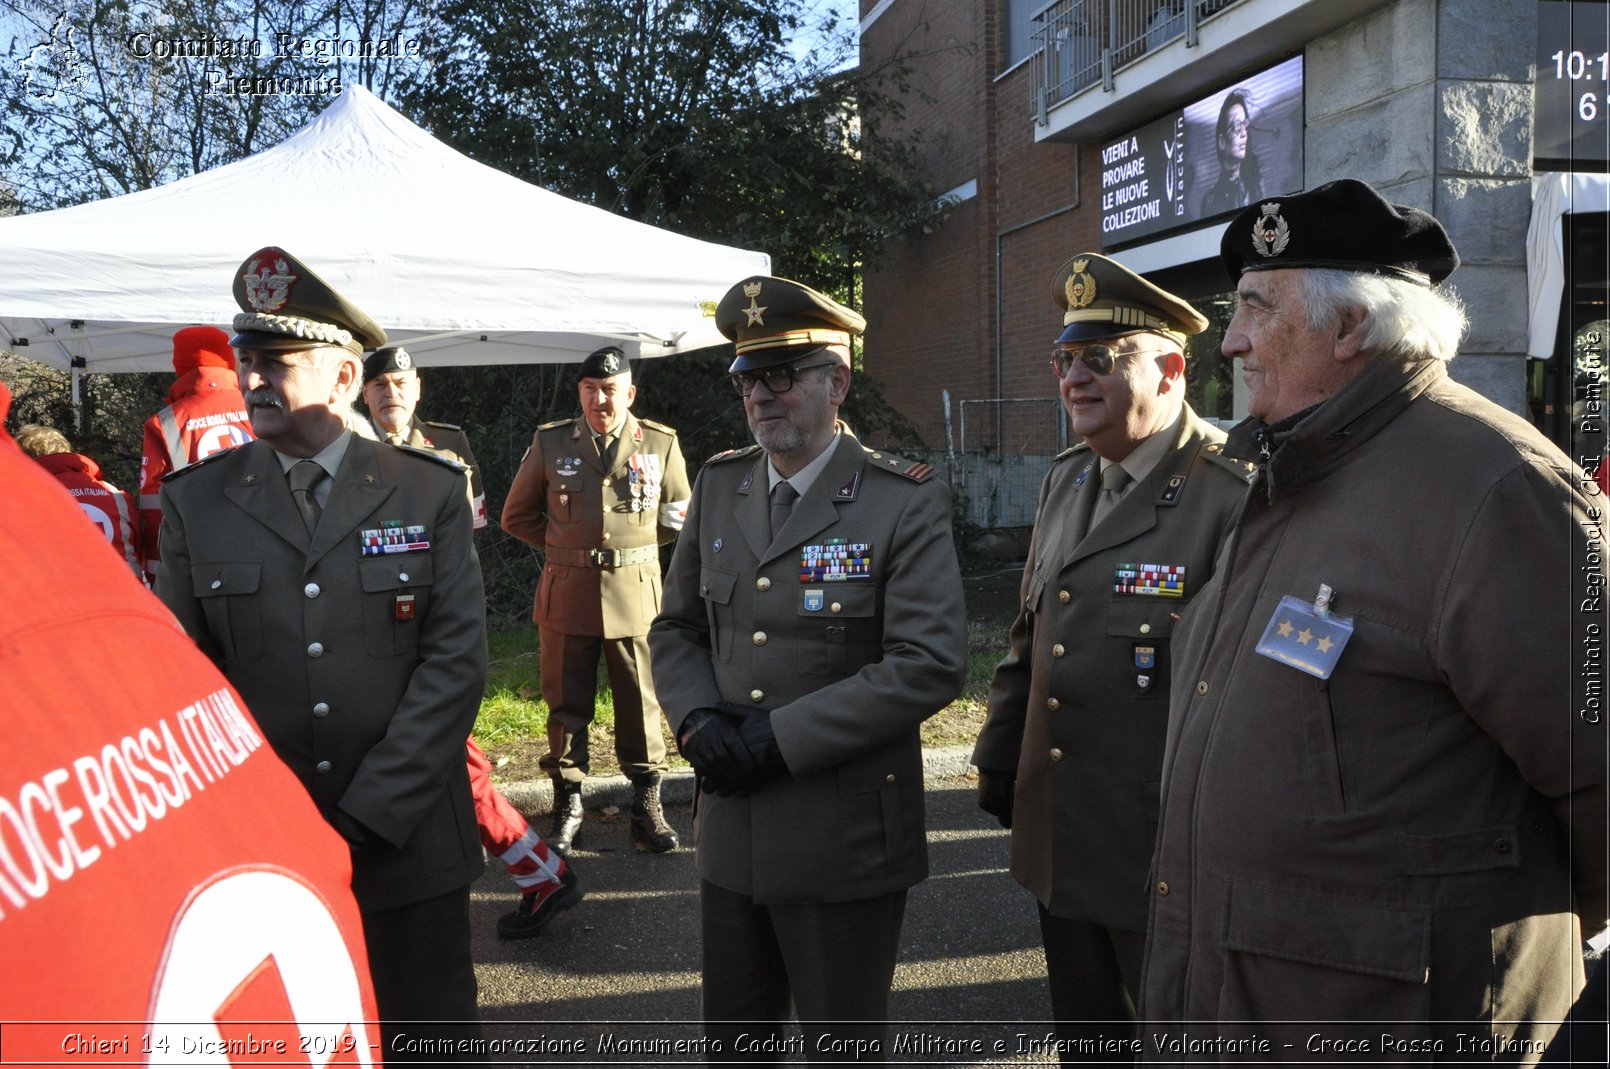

{"left": 242, "top": 474, "right": 256, "bottom": 485}
{"left": 1065, "top": 258, "right": 1097, "bottom": 309}
{"left": 1251, "top": 202, "right": 1291, "bottom": 258}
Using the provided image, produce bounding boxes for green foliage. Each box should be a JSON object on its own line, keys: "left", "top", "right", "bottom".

{"left": 399, "top": 0, "right": 944, "bottom": 282}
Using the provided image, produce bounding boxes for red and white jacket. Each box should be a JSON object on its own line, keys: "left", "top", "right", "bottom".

{"left": 1, "top": 380, "right": 379, "bottom": 1065}
{"left": 33, "top": 451, "right": 145, "bottom": 582}
{"left": 139, "top": 368, "right": 254, "bottom": 580}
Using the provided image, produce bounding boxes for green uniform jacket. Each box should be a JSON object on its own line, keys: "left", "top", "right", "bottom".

{"left": 370, "top": 416, "right": 486, "bottom": 529}
{"left": 649, "top": 431, "right": 969, "bottom": 904}
{"left": 502, "top": 413, "right": 691, "bottom": 638}
{"left": 1142, "top": 359, "right": 1608, "bottom": 1055}
{"left": 972, "top": 405, "right": 1252, "bottom": 932}
{"left": 155, "top": 436, "right": 488, "bottom": 912}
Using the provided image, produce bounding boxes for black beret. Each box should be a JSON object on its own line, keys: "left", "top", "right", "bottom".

{"left": 363, "top": 346, "right": 414, "bottom": 382}
{"left": 1051, "top": 253, "right": 1208, "bottom": 344}
{"left": 230, "top": 247, "right": 387, "bottom": 356}
{"left": 715, "top": 276, "right": 866, "bottom": 373}
{"left": 578, "top": 346, "right": 630, "bottom": 380}
{"left": 1221, "top": 179, "right": 1459, "bottom": 286}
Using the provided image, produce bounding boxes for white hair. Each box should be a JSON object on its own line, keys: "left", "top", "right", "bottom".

{"left": 1299, "top": 268, "right": 1468, "bottom": 364}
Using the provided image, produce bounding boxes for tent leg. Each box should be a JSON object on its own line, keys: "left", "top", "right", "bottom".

{"left": 70, "top": 362, "right": 82, "bottom": 432}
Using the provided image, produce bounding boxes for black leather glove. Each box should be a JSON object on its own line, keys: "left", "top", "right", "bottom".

{"left": 735, "top": 710, "right": 788, "bottom": 788}
{"left": 678, "top": 708, "right": 756, "bottom": 796}
{"left": 977, "top": 770, "right": 1015, "bottom": 829}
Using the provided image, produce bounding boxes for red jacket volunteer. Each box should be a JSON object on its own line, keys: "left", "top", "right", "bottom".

{"left": 1, "top": 379, "right": 379, "bottom": 1065}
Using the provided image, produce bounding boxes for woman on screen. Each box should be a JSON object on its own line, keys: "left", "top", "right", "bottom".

{"left": 1201, "top": 88, "right": 1262, "bottom": 216}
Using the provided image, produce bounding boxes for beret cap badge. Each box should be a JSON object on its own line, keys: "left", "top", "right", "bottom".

{"left": 1251, "top": 203, "right": 1291, "bottom": 258}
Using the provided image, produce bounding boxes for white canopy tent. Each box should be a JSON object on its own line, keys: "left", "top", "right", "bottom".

{"left": 0, "top": 86, "right": 769, "bottom": 375}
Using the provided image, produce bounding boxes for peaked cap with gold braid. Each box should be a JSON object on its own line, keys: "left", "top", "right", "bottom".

{"left": 230, "top": 246, "right": 387, "bottom": 357}
{"left": 715, "top": 275, "right": 865, "bottom": 373}
{"left": 1051, "top": 252, "right": 1207, "bottom": 345}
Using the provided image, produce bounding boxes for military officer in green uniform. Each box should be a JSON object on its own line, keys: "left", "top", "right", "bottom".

{"left": 502, "top": 346, "right": 692, "bottom": 855}
{"left": 971, "top": 254, "right": 1253, "bottom": 1058}
{"left": 361, "top": 345, "right": 487, "bottom": 528}
{"left": 649, "top": 276, "right": 968, "bottom": 1060}
{"left": 156, "top": 247, "right": 487, "bottom": 1059}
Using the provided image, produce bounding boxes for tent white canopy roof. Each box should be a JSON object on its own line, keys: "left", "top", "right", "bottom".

{"left": 0, "top": 86, "right": 769, "bottom": 373}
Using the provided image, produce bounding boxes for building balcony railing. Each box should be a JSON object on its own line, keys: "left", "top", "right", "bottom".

{"left": 1030, "top": 0, "right": 1244, "bottom": 124}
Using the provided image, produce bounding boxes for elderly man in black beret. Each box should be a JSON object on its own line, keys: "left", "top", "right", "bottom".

{"left": 1140, "top": 180, "right": 1607, "bottom": 1057}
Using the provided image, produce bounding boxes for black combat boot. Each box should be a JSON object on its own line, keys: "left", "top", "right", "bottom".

{"left": 549, "top": 779, "right": 584, "bottom": 857}
{"left": 630, "top": 772, "right": 678, "bottom": 853}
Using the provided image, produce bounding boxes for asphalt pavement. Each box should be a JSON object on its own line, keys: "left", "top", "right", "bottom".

{"left": 468, "top": 757, "right": 1061, "bottom": 1067}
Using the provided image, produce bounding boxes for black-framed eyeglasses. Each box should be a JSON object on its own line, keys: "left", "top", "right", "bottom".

{"left": 729, "top": 361, "right": 836, "bottom": 397}
{"left": 1050, "top": 343, "right": 1171, "bottom": 378}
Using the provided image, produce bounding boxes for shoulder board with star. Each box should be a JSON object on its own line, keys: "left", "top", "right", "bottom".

{"left": 538, "top": 417, "right": 574, "bottom": 432}
{"left": 862, "top": 448, "right": 936, "bottom": 483}
{"left": 638, "top": 418, "right": 677, "bottom": 436}
{"left": 1201, "top": 441, "right": 1259, "bottom": 483}
{"left": 705, "top": 444, "right": 763, "bottom": 465}
{"left": 396, "top": 444, "right": 468, "bottom": 472}
{"left": 422, "top": 419, "right": 463, "bottom": 433}
{"left": 159, "top": 446, "right": 238, "bottom": 482}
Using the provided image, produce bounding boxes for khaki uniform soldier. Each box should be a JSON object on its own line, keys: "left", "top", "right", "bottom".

{"left": 156, "top": 247, "right": 486, "bottom": 1059}
{"left": 361, "top": 346, "right": 487, "bottom": 528}
{"left": 502, "top": 346, "right": 692, "bottom": 855}
{"left": 649, "top": 276, "right": 968, "bottom": 1059}
{"left": 971, "top": 254, "right": 1253, "bottom": 1058}
{"left": 1142, "top": 180, "right": 1607, "bottom": 1057}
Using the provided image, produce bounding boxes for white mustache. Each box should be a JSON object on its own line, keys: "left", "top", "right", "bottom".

{"left": 244, "top": 388, "right": 283, "bottom": 408}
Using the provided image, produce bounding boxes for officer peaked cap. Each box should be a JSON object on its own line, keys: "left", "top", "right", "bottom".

{"left": 715, "top": 276, "right": 865, "bottom": 373}
{"left": 230, "top": 246, "right": 386, "bottom": 356}
{"left": 1051, "top": 253, "right": 1207, "bottom": 345}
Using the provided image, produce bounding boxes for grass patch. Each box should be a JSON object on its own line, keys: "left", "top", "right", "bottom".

{"left": 473, "top": 606, "right": 1017, "bottom": 783}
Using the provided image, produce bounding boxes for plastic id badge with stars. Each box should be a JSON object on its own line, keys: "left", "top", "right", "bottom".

{"left": 1254, "top": 584, "right": 1355, "bottom": 680}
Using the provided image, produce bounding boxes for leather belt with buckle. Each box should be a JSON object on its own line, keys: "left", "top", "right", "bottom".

{"left": 547, "top": 545, "right": 659, "bottom": 569}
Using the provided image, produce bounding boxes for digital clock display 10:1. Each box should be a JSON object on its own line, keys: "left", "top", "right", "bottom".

{"left": 1536, "top": 0, "right": 1610, "bottom": 167}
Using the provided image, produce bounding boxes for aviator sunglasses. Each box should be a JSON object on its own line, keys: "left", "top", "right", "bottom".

{"left": 1050, "top": 343, "right": 1173, "bottom": 378}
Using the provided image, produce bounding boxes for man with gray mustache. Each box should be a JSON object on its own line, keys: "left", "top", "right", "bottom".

{"left": 156, "top": 246, "right": 488, "bottom": 1062}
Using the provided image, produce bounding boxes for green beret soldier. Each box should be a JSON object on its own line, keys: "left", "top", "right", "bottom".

{"left": 502, "top": 346, "right": 692, "bottom": 856}
{"left": 649, "top": 276, "right": 968, "bottom": 1056}
{"left": 155, "top": 246, "right": 487, "bottom": 1057}
{"left": 971, "top": 252, "right": 1253, "bottom": 1054}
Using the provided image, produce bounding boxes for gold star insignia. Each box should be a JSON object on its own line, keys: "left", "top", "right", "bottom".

{"left": 1277, "top": 619, "right": 1294, "bottom": 637}
{"left": 744, "top": 300, "right": 767, "bottom": 326}
{"left": 364, "top": 474, "right": 377, "bottom": 484}
{"left": 1296, "top": 628, "right": 1314, "bottom": 645}
{"left": 1317, "top": 635, "right": 1334, "bottom": 654}
{"left": 242, "top": 474, "right": 256, "bottom": 485}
